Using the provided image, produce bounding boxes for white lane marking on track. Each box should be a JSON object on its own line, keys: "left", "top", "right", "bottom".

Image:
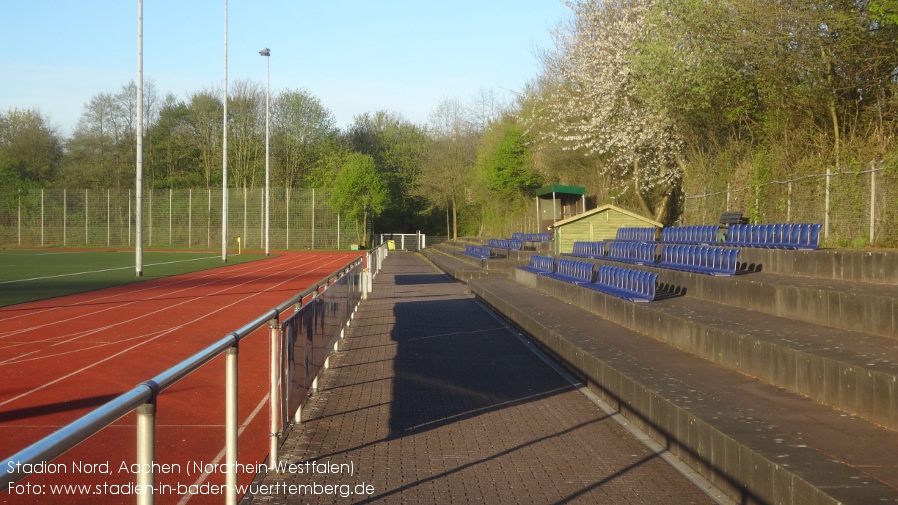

{"left": 0, "top": 254, "right": 350, "bottom": 405}
{"left": 176, "top": 392, "right": 270, "bottom": 505}
{"left": 0, "top": 258, "right": 310, "bottom": 360}
{"left": 0, "top": 350, "right": 38, "bottom": 364}
{"left": 0, "top": 255, "right": 222, "bottom": 285}
{"left": 0, "top": 255, "right": 280, "bottom": 327}
{"left": 0, "top": 255, "right": 304, "bottom": 340}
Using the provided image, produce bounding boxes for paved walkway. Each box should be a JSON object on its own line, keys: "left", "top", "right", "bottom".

{"left": 246, "top": 252, "right": 719, "bottom": 504}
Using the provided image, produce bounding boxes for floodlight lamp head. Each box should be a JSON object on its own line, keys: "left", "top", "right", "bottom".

{"left": 259, "top": 48, "right": 270, "bottom": 57}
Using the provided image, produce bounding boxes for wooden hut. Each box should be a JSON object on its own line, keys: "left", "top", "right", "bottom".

{"left": 551, "top": 204, "right": 662, "bottom": 254}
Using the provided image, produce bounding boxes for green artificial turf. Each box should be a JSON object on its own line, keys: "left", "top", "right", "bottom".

{"left": 0, "top": 249, "right": 269, "bottom": 307}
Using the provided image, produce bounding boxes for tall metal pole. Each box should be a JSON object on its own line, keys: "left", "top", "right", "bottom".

{"left": 260, "top": 48, "right": 271, "bottom": 256}
{"left": 135, "top": 0, "right": 144, "bottom": 277}
{"left": 222, "top": 0, "right": 229, "bottom": 262}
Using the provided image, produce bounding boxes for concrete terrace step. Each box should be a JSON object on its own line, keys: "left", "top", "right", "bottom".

{"left": 511, "top": 267, "right": 898, "bottom": 432}
{"left": 737, "top": 247, "right": 898, "bottom": 285}
{"left": 430, "top": 241, "right": 526, "bottom": 268}
{"left": 564, "top": 255, "right": 898, "bottom": 340}
{"left": 420, "top": 246, "right": 510, "bottom": 282}
{"left": 467, "top": 275, "right": 898, "bottom": 505}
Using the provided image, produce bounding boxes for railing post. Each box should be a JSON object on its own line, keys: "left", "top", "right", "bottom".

{"left": 136, "top": 399, "right": 156, "bottom": 505}
{"left": 268, "top": 317, "right": 280, "bottom": 468}
{"left": 225, "top": 345, "right": 238, "bottom": 505}
{"left": 361, "top": 268, "right": 371, "bottom": 300}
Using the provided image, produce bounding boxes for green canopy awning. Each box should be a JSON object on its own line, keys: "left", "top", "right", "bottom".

{"left": 534, "top": 184, "right": 586, "bottom": 197}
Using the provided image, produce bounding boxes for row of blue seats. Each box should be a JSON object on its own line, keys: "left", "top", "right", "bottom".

{"left": 727, "top": 223, "right": 821, "bottom": 250}
{"left": 570, "top": 241, "right": 740, "bottom": 276}
{"left": 570, "top": 241, "right": 606, "bottom": 258}
{"left": 463, "top": 245, "right": 492, "bottom": 259}
{"left": 518, "top": 255, "right": 657, "bottom": 302}
{"left": 661, "top": 225, "right": 719, "bottom": 245}
{"left": 588, "top": 265, "right": 658, "bottom": 302}
{"left": 511, "top": 232, "right": 553, "bottom": 242}
{"left": 607, "top": 241, "right": 656, "bottom": 265}
{"left": 659, "top": 244, "right": 740, "bottom": 276}
{"left": 488, "top": 238, "right": 522, "bottom": 250}
{"left": 616, "top": 227, "right": 656, "bottom": 242}
{"left": 618, "top": 222, "right": 822, "bottom": 249}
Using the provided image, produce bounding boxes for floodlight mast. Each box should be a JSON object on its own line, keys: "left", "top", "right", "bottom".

{"left": 260, "top": 48, "right": 270, "bottom": 256}
{"left": 135, "top": 0, "right": 144, "bottom": 277}
{"left": 222, "top": 0, "right": 229, "bottom": 263}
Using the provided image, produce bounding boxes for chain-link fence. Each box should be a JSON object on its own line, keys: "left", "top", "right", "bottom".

{"left": 0, "top": 187, "right": 360, "bottom": 250}
{"left": 681, "top": 164, "right": 898, "bottom": 248}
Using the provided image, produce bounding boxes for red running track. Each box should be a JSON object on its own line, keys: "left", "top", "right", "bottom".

{"left": 0, "top": 251, "right": 363, "bottom": 504}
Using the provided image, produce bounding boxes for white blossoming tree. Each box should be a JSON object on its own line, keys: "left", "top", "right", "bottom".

{"left": 535, "top": 0, "right": 683, "bottom": 221}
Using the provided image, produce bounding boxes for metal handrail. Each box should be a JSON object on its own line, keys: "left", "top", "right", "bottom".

{"left": 0, "top": 256, "right": 365, "bottom": 503}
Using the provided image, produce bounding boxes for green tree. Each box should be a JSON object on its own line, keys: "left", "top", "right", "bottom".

{"left": 418, "top": 98, "right": 478, "bottom": 239}
{"left": 184, "top": 90, "right": 223, "bottom": 189}
{"left": 329, "top": 153, "right": 387, "bottom": 247}
{"left": 346, "top": 111, "right": 428, "bottom": 232}
{"left": 62, "top": 81, "right": 159, "bottom": 190}
{"left": 271, "top": 89, "right": 340, "bottom": 188}
{"left": 478, "top": 117, "right": 539, "bottom": 200}
{"left": 0, "top": 108, "right": 63, "bottom": 188}
{"left": 148, "top": 94, "right": 203, "bottom": 188}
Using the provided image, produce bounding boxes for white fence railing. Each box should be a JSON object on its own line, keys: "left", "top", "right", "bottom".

{"left": 0, "top": 187, "right": 357, "bottom": 250}
{"left": 682, "top": 164, "right": 898, "bottom": 247}
{"left": 0, "top": 249, "right": 388, "bottom": 504}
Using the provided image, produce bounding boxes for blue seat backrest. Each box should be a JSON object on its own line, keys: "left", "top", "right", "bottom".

{"left": 528, "top": 254, "right": 555, "bottom": 272}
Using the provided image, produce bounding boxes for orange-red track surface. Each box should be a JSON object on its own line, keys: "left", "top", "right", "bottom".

{"left": 0, "top": 251, "right": 363, "bottom": 504}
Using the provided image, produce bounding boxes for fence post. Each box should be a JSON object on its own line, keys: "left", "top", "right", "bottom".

{"left": 311, "top": 188, "right": 316, "bottom": 250}
{"left": 41, "top": 189, "right": 45, "bottom": 247}
{"left": 169, "top": 189, "right": 173, "bottom": 246}
{"left": 225, "top": 344, "right": 238, "bottom": 505}
{"left": 17, "top": 195, "right": 21, "bottom": 246}
{"left": 188, "top": 189, "right": 193, "bottom": 248}
{"left": 85, "top": 189, "right": 89, "bottom": 245}
{"left": 243, "top": 186, "right": 248, "bottom": 250}
{"left": 136, "top": 399, "right": 156, "bottom": 505}
{"left": 726, "top": 183, "right": 730, "bottom": 211}
{"left": 64, "top": 188, "right": 67, "bottom": 246}
{"left": 754, "top": 185, "right": 760, "bottom": 224}
{"left": 787, "top": 182, "right": 792, "bottom": 222}
{"left": 825, "top": 166, "right": 831, "bottom": 240}
{"left": 107, "top": 189, "right": 111, "bottom": 247}
{"left": 870, "top": 165, "right": 876, "bottom": 244}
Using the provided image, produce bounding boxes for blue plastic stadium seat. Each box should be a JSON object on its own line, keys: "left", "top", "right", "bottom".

{"left": 725, "top": 222, "right": 821, "bottom": 249}
{"left": 658, "top": 244, "right": 739, "bottom": 276}
{"left": 517, "top": 254, "right": 555, "bottom": 275}
{"left": 661, "top": 225, "right": 719, "bottom": 244}
{"left": 605, "top": 241, "right": 656, "bottom": 265}
{"left": 583, "top": 265, "right": 657, "bottom": 302}
{"left": 487, "top": 238, "right": 523, "bottom": 250}
{"left": 545, "top": 258, "right": 594, "bottom": 284}
{"left": 463, "top": 245, "right": 492, "bottom": 260}
{"left": 570, "top": 241, "right": 605, "bottom": 258}
{"left": 615, "top": 227, "right": 655, "bottom": 242}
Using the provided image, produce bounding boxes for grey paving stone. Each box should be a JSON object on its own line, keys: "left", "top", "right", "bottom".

{"left": 245, "top": 252, "right": 716, "bottom": 504}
